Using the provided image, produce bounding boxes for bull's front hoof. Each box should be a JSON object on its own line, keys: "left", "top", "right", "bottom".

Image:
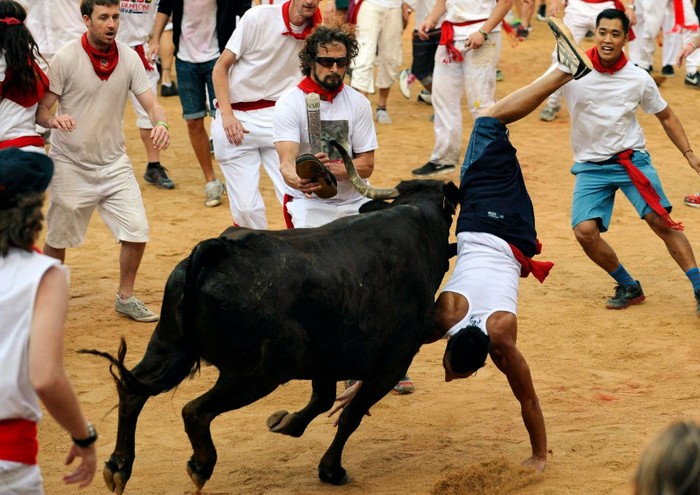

{"left": 103, "top": 459, "right": 131, "bottom": 494}
{"left": 318, "top": 465, "right": 351, "bottom": 485}
{"left": 267, "top": 410, "right": 305, "bottom": 437}
{"left": 186, "top": 458, "right": 211, "bottom": 490}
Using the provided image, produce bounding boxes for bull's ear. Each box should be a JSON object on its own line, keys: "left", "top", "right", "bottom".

{"left": 443, "top": 181, "right": 460, "bottom": 206}
{"left": 359, "top": 199, "right": 391, "bottom": 213}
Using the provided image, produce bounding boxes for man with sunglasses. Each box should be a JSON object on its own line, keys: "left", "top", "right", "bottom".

{"left": 273, "top": 25, "right": 415, "bottom": 394}
{"left": 211, "top": 0, "right": 322, "bottom": 229}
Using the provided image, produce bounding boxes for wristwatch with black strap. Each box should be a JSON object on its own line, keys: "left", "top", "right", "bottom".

{"left": 72, "top": 422, "right": 98, "bottom": 448}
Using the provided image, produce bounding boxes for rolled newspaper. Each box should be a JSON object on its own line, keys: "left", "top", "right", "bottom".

{"left": 305, "top": 92, "right": 322, "bottom": 155}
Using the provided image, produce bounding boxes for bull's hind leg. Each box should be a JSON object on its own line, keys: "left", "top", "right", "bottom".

{"left": 268, "top": 378, "right": 336, "bottom": 437}
{"left": 318, "top": 370, "right": 406, "bottom": 485}
{"left": 182, "top": 376, "right": 279, "bottom": 489}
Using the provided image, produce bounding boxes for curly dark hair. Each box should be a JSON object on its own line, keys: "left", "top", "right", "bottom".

{"left": 0, "top": 1, "right": 45, "bottom": 100}
{"left": 299, "top": 24, "right": 359, "bottom": 77}
{"left": 0, "top": 192, "right": 45, "bottom": 256}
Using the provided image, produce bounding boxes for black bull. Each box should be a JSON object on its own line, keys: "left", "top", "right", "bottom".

{"left": 83, "top": 147, "right": 460, "bottom": 493}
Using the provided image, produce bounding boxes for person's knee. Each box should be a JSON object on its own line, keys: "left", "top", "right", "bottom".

{"left": 186, "top": 118, "right": 205, "bottom": 133}
{"left": 573, "top": 221, "right": 600, "bottom": 247}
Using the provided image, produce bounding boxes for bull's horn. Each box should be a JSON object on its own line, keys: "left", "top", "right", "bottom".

{"left": 329, "top": 139, "right": 399, "bottom": 199}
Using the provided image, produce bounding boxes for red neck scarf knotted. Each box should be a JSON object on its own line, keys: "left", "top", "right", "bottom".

{"left": 281, "top": 1, "right": 322, "bottom": 40}
{"left": 298, "top": 75, "right": 343, "bottom": 103}
{"left": 586, "top": 46, "right": 627, "bottom": 74}
{"left": 81, "top": 32, "right": 119, "bottom": 81}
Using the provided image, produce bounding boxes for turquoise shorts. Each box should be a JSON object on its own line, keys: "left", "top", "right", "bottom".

{"left": 570, "top": 150, "right": 672, "bottom": 232}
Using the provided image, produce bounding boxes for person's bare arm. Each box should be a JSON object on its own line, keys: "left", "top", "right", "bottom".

{"left": 655, "top": 106, "right": 700, "bottom": 174}
{"left": 677, "top": 37, "right": 699, "bottom": 67}
{"left": 212, "top": 49, "right": 249, "bottom": 145}
{"left": 36, "top": 91, "right": 76, "bottom": 131}
{"left": 148, "top": 12, "right": 170, "bottom": 61}
{"left": 135, "top": 90, "right": 170, "bottom": 151}
{"left": 29, "top": 266, "right": 97, "bottom": 487}
{"left": 418, "top": 0, "right": 446, "bottom": 39}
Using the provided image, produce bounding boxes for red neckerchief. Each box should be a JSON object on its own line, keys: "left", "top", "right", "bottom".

{"left": 281, "top": 0, "right": 322, "bottom": 40}
{"left": 0, "top": 61, "right": 49, "bottom": 107}
{"left": 586, "top": 46, "right": 627, "bottom": 74}
{"left": 133, "top": 44, "right": 154, "bottom": 71}
{"left": 298, "top": 75, "right": 343, "bottom": 103}
{"left": 347, "top": 0, "right": 363, "bottom": 24}
{"left": 616, "top": 150, "right": 684, "bottom": 230}
{"left": 81, "top": 32, "right": 119, "bottom": 81}
{"left": 509, "top": 240, "right": 554, "bottom": 283}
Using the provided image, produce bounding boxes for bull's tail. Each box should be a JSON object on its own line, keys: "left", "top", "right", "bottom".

{"left": 80, "top": 339, "right": 164, "bottom": 397}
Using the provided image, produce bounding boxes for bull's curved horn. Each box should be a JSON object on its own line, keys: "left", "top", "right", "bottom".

{"left": 329, "top": 139, "right": 399, "bottom": 199}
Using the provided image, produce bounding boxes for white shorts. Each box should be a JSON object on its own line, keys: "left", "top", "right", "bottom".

{"left": 285, "top": 196, "right": 371, "bottom": 228}
{"left": 441, "top": 231, "right": 521, "bottom": 337}
{"left": 0, "top": 461, "right": 44, "bottom": 495}
{"left": 46, "top": 154, "right": 149, "bottom": 248}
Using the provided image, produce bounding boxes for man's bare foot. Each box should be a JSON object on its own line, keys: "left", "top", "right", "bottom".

{"left": 522, "top": 455, "right": 546, "bottom": 472}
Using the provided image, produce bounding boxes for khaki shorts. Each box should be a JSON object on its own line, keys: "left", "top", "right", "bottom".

{"left": 46, "top": 154, "right": 149, "bottom": 248}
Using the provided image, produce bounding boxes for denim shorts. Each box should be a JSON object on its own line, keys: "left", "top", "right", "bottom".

{"left": 570, "top": 150, "right": 671, "bottom": 232}
{"left": 175, "top": 57, "right": 217, "bottom": 120}
{"left": 460, "top": 116, "right": 511, "bottom": 180}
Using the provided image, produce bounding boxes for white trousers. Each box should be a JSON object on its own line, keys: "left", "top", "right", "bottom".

{"left": 430, "top": 35, "right": 501, "bottom": 166}
{"left": 0, "top": 461, "right": 44, "bottom": 495}
{"left": 350, "top": 1, "right": 404, "bottom": 94}
{"left": 211, "top": 114, "right": 286, "bottom": 229}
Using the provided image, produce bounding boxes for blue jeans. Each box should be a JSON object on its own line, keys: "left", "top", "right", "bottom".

{"left": 461, "top": 116, "right": 512, "bottom": 181}
{"left": 175, "top": 57, "right": 217, "bottom": 120}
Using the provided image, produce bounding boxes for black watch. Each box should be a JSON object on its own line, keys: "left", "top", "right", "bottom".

{"left": 72, "top": 422, "right": 98, "bottom": 448}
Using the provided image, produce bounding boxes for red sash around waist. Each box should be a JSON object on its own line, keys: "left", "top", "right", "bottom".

{"left": 0, "top": 419, "right": 38, "bottom": 465}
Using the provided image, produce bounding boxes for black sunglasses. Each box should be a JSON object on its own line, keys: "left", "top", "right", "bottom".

{"left": 314, "top": 56, "right": 350, "bottom": 68}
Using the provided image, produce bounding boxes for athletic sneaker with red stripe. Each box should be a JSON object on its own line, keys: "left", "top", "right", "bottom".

{"left": 684, "top": 192, "right": 700, "bottom": 207}
{"left": 606, "top": 281, "right": 645, "bottom": 309}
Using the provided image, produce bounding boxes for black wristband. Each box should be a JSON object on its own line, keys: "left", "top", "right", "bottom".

{"left": 72, "top": 422, "right": 98, "bottom": 448}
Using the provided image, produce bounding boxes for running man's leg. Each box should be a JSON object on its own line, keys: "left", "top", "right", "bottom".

{"left": 483, "top": 17, "right": 591, "bottom": 125}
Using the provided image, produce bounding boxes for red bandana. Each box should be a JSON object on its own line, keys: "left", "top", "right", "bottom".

{"left": 0, "top": 60, "right": 49, "bottom": 107}
{"left": 81, "top": 32, "right": 119, "bottom": 81}
{"left": 281, "top": 0, "right": 322, "bottom": 40}
{"left": 672, "top": 0, "right": 699, "bottom": 31}
{"left": 586, "top": 46, "right": 627, "bottom": 74}
{"left": 0, "top": 17, "right": 21, "bottom": 25}
{"left": 133, "top": 44, "right": 154, "bottom": 71}
{"left": 297, "top": 75, "right": 343, "bottom": 103}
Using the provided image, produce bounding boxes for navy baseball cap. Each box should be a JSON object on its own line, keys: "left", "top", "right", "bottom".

{"left": 0, "top": 148, "right": 54, "bottom": 210}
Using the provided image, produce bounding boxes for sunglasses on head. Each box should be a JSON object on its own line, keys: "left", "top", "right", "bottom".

{"left": 314, "top": 56, "right": 350, "bottom": 68}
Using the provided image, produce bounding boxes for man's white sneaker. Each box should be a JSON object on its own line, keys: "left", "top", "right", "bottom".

{"left": 115, "top": 294, "right": 159, "bottom": 322}
{"left": 376, "top": 108, "right": 392, "bottom": 125}
{"left": 399, "top": 69, "right": 412, "bottom": 99}
{"left": 547, "top": 17, "right": 592, "bottom": 80}
{"left": 205, "top": 178, "right": 224, "bottom": 207}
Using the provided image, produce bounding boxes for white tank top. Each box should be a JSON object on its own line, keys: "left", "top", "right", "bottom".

{"left": 0, "top": 249, "right": 65, "bottom": 422}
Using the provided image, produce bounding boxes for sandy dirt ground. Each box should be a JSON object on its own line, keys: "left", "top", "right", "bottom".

{"left": 36, "top": 18, "right": 700, "bottom": 495}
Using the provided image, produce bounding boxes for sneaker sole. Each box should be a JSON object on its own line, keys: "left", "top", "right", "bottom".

{"left": 412, "top": 167, "right": 455, "bottom": 177}
{"left": 605, "top": 294, "right": 646, "bottom": 310}
{"left": 144, "top": 178, "right": 176, "bottom": 190}
{"left": 684, "top": 200, "right": 700, "bottom": 208}
{"left": 116, "top": 308, "right": 160, "bottom": 322}
{"left": 205, "top": 198, "right": 222, "bottom": 207}
{"left": 547, "top": 17, "right": 593, "bottom": 80}
{"left": 392, "top": 385, "right": 415, "bottom": 395}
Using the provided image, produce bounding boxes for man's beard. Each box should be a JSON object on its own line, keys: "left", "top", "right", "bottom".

{"left": 313, "top": 71, "right": 343, "bottom": 92}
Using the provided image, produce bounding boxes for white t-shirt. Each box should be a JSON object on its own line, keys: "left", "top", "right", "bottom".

{"left": 177, "top": 0, "right": 220, "bottom": 63}
{"left": 273, "top": 84, "right": 378, "bottom": 204}
{"left": 445, "top": 0, "right": 500, "bottom": 39}
{"left": 118, "top": 0, "right": 158, "bottom": 47}
{"left": 225, "top": 4, "right": 308, "bottom": 127}
{"left": 562, "top": 62, "right": 667, "bottom": 162}
{"left": 0, "top": 249, "right": 66, "bottom": 423}
{"left": 23, "top": 0, "right": 85, "bottom": 60}
{"left": 365, "top": 0, "right": 404, "bottom": 9}
{"left": 48, "top": 40, "right": 152, "bottom": 167}
{"left": 0, "top": 54, "right": 42, "bottom": 144}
